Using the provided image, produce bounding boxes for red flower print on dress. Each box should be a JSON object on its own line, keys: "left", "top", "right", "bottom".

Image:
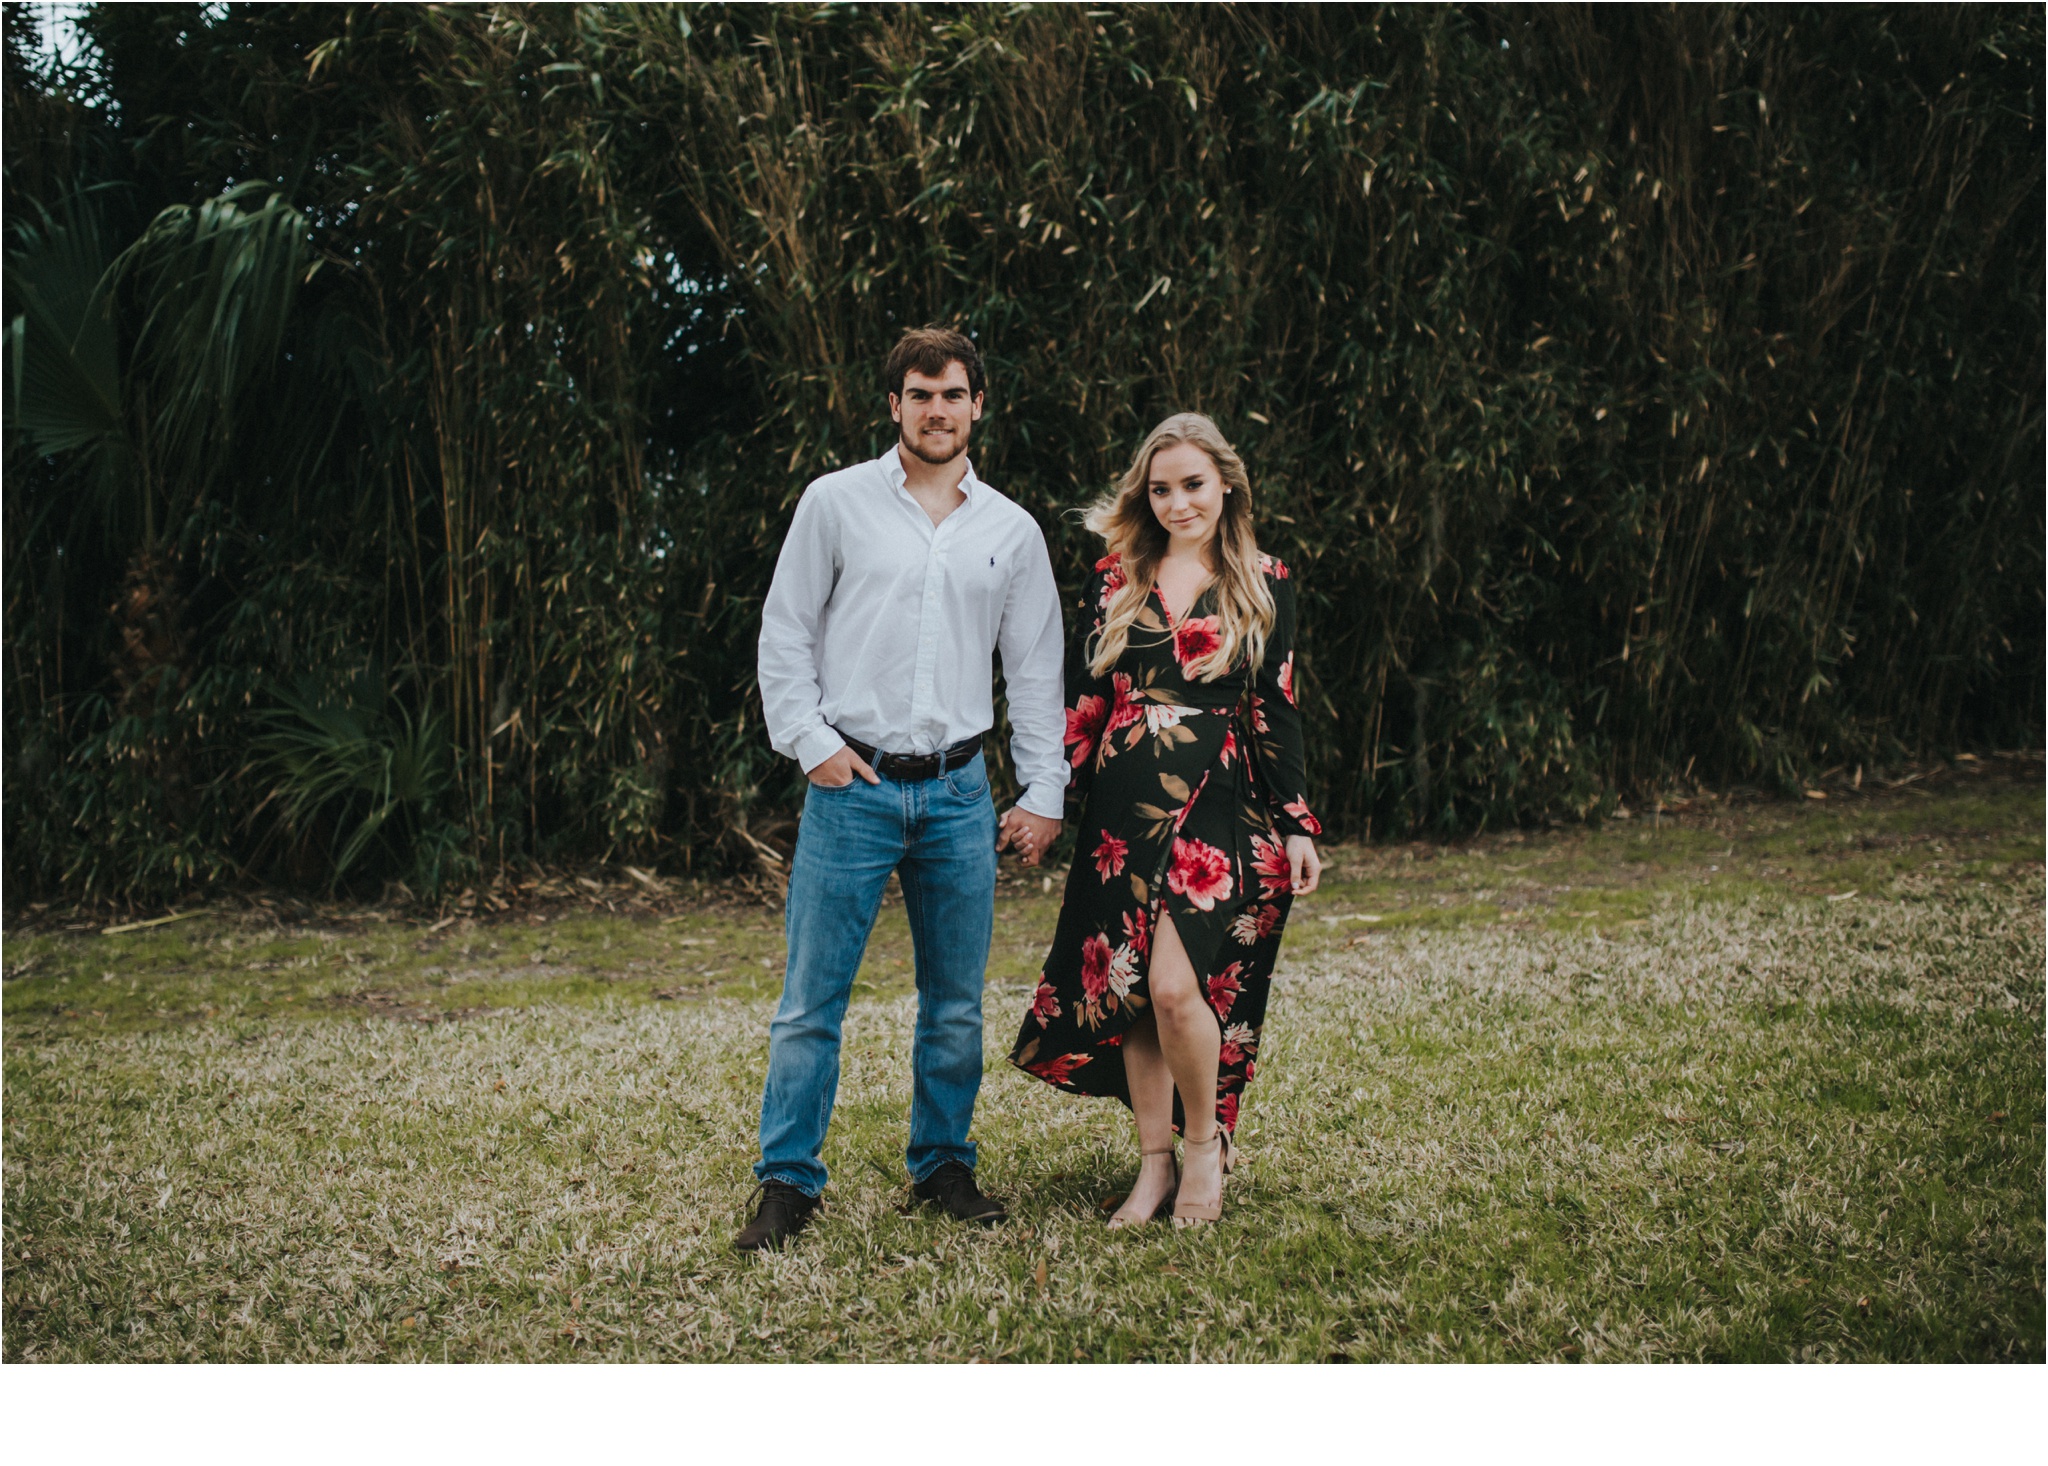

{"left": 1079, "top": 932, "right": 1113, "bottom": 1001}
{"left": 1092, "top": 830, "right": 1129, "bottom": 881}
{"left": 1250, "top": 694, "right": 1270, "bottom": 734}
{"left": 1029, "top": 980, "right": 1061, "bottom": 1027}
{"left": 1257, "top": 552, "right": 1289, "bottom": 580}
{"left": 1106, "top": 673, "right": 1145, "bottom": 740}
{"left": 1217, "top": 1091, "right": 1241, "bottom": 1130}
{"left": 1122, "top": 907, "right": 1150, "bottom": 955}
{"left": 1026, "top": 1052, "right": 1092, "bottom": 1085}
{"left": 1218, "top": 727, "right": 1238, "bottom": 769}
{"left": 1173, "top": 614, "right": 1223, "bottom": 671}
{"left": 1206, "top": 962, "right": 1243, "bottom": 1019}
{"left": 1095, "top": 552, "right": 1127, "bottom": 607}
{"left": 1227, "top": 902, "right": 1285, "bottom": 945}
{"left": 1167, "top": 837, "right": 1234, "bottom": 911}
{"left": 1251, "top": 834, "right": 1292, "bottom": 896}
{"left": 1065, "top": 694, "right": 1106, "bottom": 768}
{"left": 1283, "top": 798, "right": 1323, "bottom": 836}
{"left": 1219, "top": 1022, "right": 1255, "bottom": 1066}
{"left": 1277, "top": 652, "right": 1296, "bottom": 706}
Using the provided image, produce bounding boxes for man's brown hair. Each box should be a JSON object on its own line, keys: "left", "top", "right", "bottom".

{"left": 883, "top": 325, "right": 986, "bottom": 401}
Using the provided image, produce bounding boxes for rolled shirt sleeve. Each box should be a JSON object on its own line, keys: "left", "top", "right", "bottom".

{"left": 998, "top": 528, "right": 1072, "bottom": 821}
{"left": 757, "top": 486, "right": 849, "bottom": 775}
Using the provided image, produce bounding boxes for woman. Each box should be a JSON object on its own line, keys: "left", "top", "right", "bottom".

{"left": 1009, "top": 412, "right": 1322, "bottom": 1227}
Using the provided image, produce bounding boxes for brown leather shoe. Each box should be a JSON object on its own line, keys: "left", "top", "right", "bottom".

{"left": 911, "top": 1160, "right": 1008, "bottom": 1226}
{"left": 733, "top": 1180, "right": 821, "bottom": 1252}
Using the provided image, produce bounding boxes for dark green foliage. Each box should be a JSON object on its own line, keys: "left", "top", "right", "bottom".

{"left": 248, "top": 675, "right": 461, "bottom": 896}
{"left": 3, "top": 4, "right": 2040, "bottom": 901}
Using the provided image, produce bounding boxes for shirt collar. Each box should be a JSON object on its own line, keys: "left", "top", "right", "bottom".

{"left": 880, "top": 446, "right": 981, "bottom": 503}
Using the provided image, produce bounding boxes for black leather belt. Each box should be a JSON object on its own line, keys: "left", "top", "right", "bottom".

{"left": 834, "top": 729, "right": 985, "bottom": 782}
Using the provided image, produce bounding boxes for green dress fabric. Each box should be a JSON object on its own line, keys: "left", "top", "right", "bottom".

{"left": 1009, "top": 550, "right": 1321, "bottom": 1134}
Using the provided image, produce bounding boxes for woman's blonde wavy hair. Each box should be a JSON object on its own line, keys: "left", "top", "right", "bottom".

{"left": 1085, "top": 412, "right": 1275, "bottom": 681}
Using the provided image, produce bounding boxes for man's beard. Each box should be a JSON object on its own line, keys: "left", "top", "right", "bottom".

{"left": 901, "top": 424, "right": 968, "bottom": 466}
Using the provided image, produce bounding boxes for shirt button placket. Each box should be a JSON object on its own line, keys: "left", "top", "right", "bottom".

{"left": 911, "top": 532, "right": 942, "bottom": 752}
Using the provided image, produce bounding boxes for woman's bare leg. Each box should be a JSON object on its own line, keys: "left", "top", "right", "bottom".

{"left": 1148, "top": 912, "right": 1223, "bottom": 1211}
{"left": 1109, "top": 1010, "right": 1179, "bottom": 1224}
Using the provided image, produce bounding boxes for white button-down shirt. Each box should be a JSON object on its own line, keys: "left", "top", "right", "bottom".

{"left": 758, "top": 450, "right": 1070, "bottom": 820}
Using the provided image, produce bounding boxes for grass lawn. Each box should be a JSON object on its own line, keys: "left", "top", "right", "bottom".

{"left": 4, "top": 762, "right": 2042, "bottom": 1361}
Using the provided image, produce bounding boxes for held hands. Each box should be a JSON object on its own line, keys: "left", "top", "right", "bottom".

{"left": 1286, "top": 835, "right": 1322, "bottom": 895}
{"left": 808, "top": 746, "right": 880, "bottom": 788}
{"left": 997, "top": 807, "right": 1062, "bottom": 867}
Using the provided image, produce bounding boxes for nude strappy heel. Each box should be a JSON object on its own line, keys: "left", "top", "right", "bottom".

{"left": 1107, "top": 1145, "right": 1180, "bottom": 1230}
{"left": 1172, "top": 1132, "right": 1231, "bottom": 1226}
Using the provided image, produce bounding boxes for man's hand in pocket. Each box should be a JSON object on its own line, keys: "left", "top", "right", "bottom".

{"left": 808, "top": 747, "right": 880, "bottom": 787}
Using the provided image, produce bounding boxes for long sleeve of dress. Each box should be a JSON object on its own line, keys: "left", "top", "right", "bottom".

{"left": 1249, "top": 564, "right": 1323, "bottom": 839}
{"left": 1059, "top": 562, "right": 1118, "bottom": 818}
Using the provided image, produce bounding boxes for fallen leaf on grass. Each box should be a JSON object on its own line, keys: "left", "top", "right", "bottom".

{"left": 1033, "top": 1260, "right": 1048, "bottom": 1293}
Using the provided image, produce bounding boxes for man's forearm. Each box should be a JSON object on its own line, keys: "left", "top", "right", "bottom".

{"left": 758, "top": 486, "right": 845, "bottom": 773}
{"left": 1013, "top": 775, "right": 1068, "bottom": 822}
{"left": 999, "top": 537, "right": 1071, "bottom": 821}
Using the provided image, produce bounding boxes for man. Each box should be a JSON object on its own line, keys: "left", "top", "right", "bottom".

{"left": 738, "top": 325, "right": 1067, "bottom": 1252}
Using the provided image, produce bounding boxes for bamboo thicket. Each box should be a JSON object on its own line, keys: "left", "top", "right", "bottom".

{"left": 3, "top": 3, "right": 2039, "bottom": 901}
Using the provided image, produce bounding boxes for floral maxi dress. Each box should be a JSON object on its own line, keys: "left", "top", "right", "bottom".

{"left": 1009, "top": 551, "right": 1322, "bottom": 1134}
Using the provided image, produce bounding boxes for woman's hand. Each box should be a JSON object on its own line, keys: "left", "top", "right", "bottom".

{"left": 1285, "top": 835, "right": 1321, "bottom": 895}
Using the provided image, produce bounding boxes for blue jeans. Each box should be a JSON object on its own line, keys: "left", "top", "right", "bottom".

{"left": 754, "top": 752, "right": 999, "bottom": 1196}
